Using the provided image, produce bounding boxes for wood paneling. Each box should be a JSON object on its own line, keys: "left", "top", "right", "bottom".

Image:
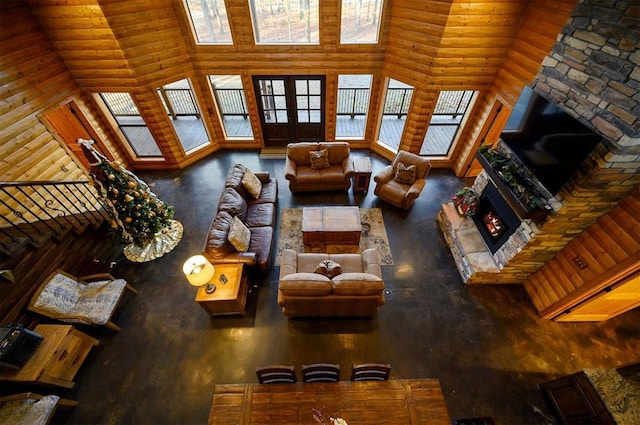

{"left": 524, "top": 189, "right": 640, "bottom": 320}
{"left": 3, "top": 0, "right": 579, "bottom": 173}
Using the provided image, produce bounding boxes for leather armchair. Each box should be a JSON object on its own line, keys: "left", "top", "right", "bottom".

{"left": 374, "top": 150, "right": 432, "bottom": 210}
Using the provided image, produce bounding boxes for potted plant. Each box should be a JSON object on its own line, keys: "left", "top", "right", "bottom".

{"left": 452, "top": 187, "right": 479, "bottom": 217}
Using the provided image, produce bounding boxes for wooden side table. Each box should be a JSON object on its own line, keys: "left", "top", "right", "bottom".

{"left": 353, "top": 157, "right": 372, "bottom": 193}
{"left": 195, "top": 263, "right": 248, "bottom": 316}
{"left": 0, "top": 324, "right": 99, "bottom": 389}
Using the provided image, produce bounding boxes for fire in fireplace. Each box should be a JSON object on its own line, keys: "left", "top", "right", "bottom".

{"left": 472, "top": 182, "right": 521, "bottom": 254}
{"left": 482, "top": 210, "right": 506, "bottom": 240}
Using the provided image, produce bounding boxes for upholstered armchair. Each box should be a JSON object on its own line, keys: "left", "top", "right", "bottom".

{"left": 0, "top": 393, "right": 78, "bottom": 425}
{"left": 374, "top": 150, "right": 432, "bottom": 210}
{"left": 28, "top": 270, "right": 137, "bottom": 332}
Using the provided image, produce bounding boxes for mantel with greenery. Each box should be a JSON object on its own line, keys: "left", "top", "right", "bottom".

{"left": 476, "top": 146, "right": 550, "bottom": 220}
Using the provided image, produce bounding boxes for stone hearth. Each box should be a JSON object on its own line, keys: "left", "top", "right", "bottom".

{"left": 442, "top": 0, "right": 640, "bottom": 285}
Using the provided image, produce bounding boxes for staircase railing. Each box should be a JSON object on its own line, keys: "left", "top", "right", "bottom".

{"left": 0, "top": 180, "right": 110, "bottom": 254}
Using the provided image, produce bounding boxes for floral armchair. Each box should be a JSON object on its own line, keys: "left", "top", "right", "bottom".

{"left": 28, "top": 270, "right": 137, "bottom": 332}
{"left": 0, "top": 393, "right": 77, "bottom": 425}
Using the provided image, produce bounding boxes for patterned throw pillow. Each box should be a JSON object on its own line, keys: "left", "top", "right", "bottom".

{"left": 309, "top": 149, "right": 330, "bottom": 170}
{"left": 242, "top": 168, "right": 262, "bottom": 199}
{"left": 227, "top": 216, "right": 251, "bottom": 252}
{"left": 314, "top": 260, "right": 343, "bottom": 278}
{"left": 394, "top": 162, "right": 416, "bottom": 184}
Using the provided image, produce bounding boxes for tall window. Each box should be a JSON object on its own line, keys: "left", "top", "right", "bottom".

{"left": 208, "top": 75, "right": 253, "bottom": 138}
{"left": 99, "top": 93, "right": 163, "bottom": 158}
{"left": 157, "top": 79, "right": 210, "bottom": 153}
{"left": 377, "top": 78, "right": 413, "bottom": 151}
{"left": 248, "top": 0, "right": 319, "bottom": 44}
{"left": 340, "top": 0, "right": 384, "bottom": 44}
{"left": 183, "top": 0, "right": 232, "bottom": 44}
{"left": 336, "top": 74, "right": 372, "bottom": 139}
{"left": 420, "top": 90, "right": 476, "bottom": 156}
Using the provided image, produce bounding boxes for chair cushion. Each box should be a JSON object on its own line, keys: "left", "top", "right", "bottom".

{"left": 319, "top": 165, "right": 348, "bottom": 183}
{"left": 0, "top": 395, "right": 60, "bottom": 425}
{"left": 394, "top": 162, "right": 416, "bottom": 184}
{"left": 318, "top": 142, "right": 350, "bottom": 163}
{"left": 217, "top": 188, "right": 248, "bottom": 221}
{"left": 309, "top": 149, "right": 330, "bottom": 170}
{"left": 279, "top": 273, "right": 332, "bottom": 296}
{"left": 242, "top": 168, "right": 262, "bottom": 199}
{"left": 287, "top": 142, "right": 318, "bottom": 165}
{"left": 204, "top": 211, "right": 237, "bottom": 259}
{"left": 245, "top": 202, "right": 276, "bottom": 228}
{"left": 294, "top": 167, "right": 321, "bottom": 184}
{"left": 332, "top": 273, "right": 384, "bottom": 295}
{"left": 71, "top": 278, "right": 127, "bottom": 325}
{"left": 377, "top": 179, "right": 411, "bottom": 205}
{"left": 247, "top": 226, "right": 273, "bottom": 271}
{"left": 228, "top": 216, "right": 251, "bottom": 252}
{"left": 33, "top": 273, "right": 82, "bottom": 314}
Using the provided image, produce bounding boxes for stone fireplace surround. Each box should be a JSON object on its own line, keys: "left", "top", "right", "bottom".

{"left": 439, "top": 0, "right": 640, "bottom": 285}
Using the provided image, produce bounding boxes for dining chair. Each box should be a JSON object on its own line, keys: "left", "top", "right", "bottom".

{"left": 350, "top": 363, "right": 392, "bottom": 381}
{"left": 302, "top": 363, "right": 340, "bottom": 383}
{"left": 255, "top": 365, "right": 297, "bottom": 384}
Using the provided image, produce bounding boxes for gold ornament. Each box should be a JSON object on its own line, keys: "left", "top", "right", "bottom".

{"left": 125, "top": 217, "right": 133, "bottom": 223}
{"left": 108, "top": 174, "right": 115, "bottom": 180}
{"left": 112, "top": 188, "right": 119, "bottom": 196}
{"left": 136, "top": 204, "right": 142, "bottom": 210}
{"left": 110, "top": 220, "right": 118, "bottom": 229}
{"left": 149, "top": 211, "right": 156, "bottom": 218}
{"left": 124, "top": 194, "right": 134, "bottom": 202}
{"left": 133, "top": 191, "right": 140, "bottom": 198}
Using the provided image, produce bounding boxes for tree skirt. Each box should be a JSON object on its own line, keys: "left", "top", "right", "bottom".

{"left": 275, "top": 208, "right": 394, "bottom": 265}
{"left": 123, "top": 219, "right": 183, "bottom": 263}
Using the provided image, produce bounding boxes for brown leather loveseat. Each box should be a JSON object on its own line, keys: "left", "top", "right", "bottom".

{"left": 284, "top": 142, "right": 354, "bottom": 193}
{"left": 278, "top": 248, "right": 385, "bottom": 317}
{"left": 203, "top": 164, "right": 278, "bottom": 276}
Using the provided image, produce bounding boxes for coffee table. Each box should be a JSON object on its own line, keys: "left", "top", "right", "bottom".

{"left": 302, "top": 206, "right": 361, "bottom": 247}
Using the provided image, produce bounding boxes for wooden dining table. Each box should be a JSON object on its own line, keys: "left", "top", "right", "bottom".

{"left": 208, "top": 379, "right": 452, "bottom": 424}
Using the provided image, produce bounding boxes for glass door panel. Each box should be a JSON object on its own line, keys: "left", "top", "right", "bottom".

{"left": 157, "top": 78, "right": 210, "bottom": 153}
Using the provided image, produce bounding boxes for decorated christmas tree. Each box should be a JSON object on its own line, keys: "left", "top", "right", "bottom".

{"left": 79, "top": 140, "right": 181, "bottom": 261}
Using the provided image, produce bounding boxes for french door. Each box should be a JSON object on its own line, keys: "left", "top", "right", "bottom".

{"left": 253, "top": 75, "right": 325, "bottom": 146}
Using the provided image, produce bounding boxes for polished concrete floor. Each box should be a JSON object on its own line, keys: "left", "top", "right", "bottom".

{"left": 50, "top": 150, "right": 639, "bottom": 425}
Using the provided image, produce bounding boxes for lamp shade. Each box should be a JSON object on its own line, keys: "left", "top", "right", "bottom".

{"left": 183, "top": 255, "right": 215, "bottom": 287}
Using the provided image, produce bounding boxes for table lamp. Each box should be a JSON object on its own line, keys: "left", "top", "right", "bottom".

{"left": 183, "top": 255, "right": 216, "bottom": 294}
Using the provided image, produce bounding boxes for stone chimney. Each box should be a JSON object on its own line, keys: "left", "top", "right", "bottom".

{"left": 451, "top": 0, "right": 640, "bottom": 284}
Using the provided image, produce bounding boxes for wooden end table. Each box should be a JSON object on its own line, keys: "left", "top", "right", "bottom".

{"left": 195, "top": 263, "right": 248, "bottom": 316}
{"left": 0, "top": 324, "right": 99, "bottom": 389}
{"left": 353, "top": 157, "right": 372, "bottom": 193}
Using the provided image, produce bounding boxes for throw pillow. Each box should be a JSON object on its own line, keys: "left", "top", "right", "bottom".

{"left": 314, "top": 260, "right": 343, "bottom": 278}
{"left": 227, "top": 216, "right": 251, "bottom": 252}
{"left": 309, "top": 149, "right": 330, "bottom": 170}
{"left": 241, "top": 168, "right": 262, "bottom": 199}
{"left": 394, "top": 162, "right": 416, "bottom": 184}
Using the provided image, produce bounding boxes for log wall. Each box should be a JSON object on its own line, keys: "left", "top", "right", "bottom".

{"left": 6, "top": 0, "right": 577, "bottom": 173}
{"left": 523, "top": 189, "right": 640, "bottom": 319}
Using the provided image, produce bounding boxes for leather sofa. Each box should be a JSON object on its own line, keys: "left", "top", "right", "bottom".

{"left": 278, "top": 248, "right": 385, "bottom": 317}
{"left": 203, "top": 164, "right": 278, "bottom": 276}
{"left": 284, "top": 142, "right": 354, "bottom": 193}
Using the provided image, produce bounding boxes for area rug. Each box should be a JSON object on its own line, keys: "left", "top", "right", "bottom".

{"left": 275, "top": 208, "right": 394, "bottom": 265}
{"left": 259, "top": 147, "right": 287, "bottom": 159}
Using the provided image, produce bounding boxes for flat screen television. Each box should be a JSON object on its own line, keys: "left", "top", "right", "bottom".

{"left": 500, "top": 86, "right": 604, "bottom": 195}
